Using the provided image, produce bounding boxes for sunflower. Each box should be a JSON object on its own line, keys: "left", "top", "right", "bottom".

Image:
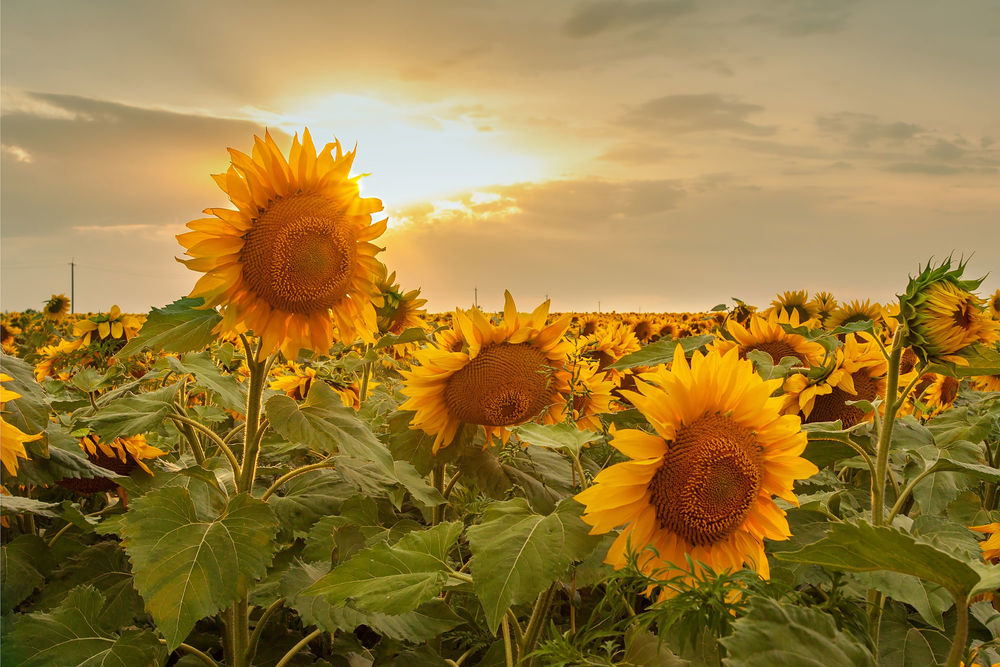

{"left": 580, "top": 322, "right": 641, "bottom": 375}
{"left": 1, "top": 323, "right": 20, "bottom": 355}
{"left": 58, "top": 434, "right": 167, "bottom": 494}
{"left": 782, "top": 334, "right": 887, "bottom": 427}
{"left": 43, "top": 294, "right": 71, "bottom": 322}
{"left": 900, "top": 259, "right": 999, "bottom": 364}
{"left": 809, "top": 292, "right": 838, "bottom": 325}
{"left": 825, "top": 299, "right": 881, "bottom": 330}
{"left": 269, "top": 362, "right": 317, "bottom": 400}
{"left": 632, "top": 318, "right": 655, "bottom": 343}
{"left": 972, "top": 373, "right": 1000, "bottom": 393}
{"left": 1, "top": 374, "right": 41, "bottom": 476}
{"left": 989, "top": 289, "right": 1000, "bottom": 320}
{"left": 768, "top": 290, "right": 818, "bottom": 325}
{"left": 556, "top": 359, "right": 618, "bottom": 431}
{"left": 177, "top": 128, "right": 386, "bottom": 360}
{"left": 400, "top": 292, "right": 572, "bottom": 452}
{"left": 971, "top": 523, "right": 1000, "bottom": 564}
{"left": 374, "top": 265, "right": 427, "bottom": 336}
{"left": 33, "top": 338, "right": 84, "bottom": 381}
{"left": 708, "top": 310, "right": 825, "bottom": 368}
{"left": 74, "top": 305, "right": 143, "bottom": 347}
{"left": 914, "top": 373, "right": 961, "bottom": 417}
{"left": 575, "top": 346, "right": 816, "bottom": 595}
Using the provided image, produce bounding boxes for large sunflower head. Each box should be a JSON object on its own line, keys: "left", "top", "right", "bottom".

{"left": 782, "top": 333, "right": 887, "bottom": 427}
{"left": 575, "top": 346, "right": 816, "bottom": 595}
{"left": 400, "top": 292, "right": 573, "bottom": 452}
{"left": 768, "top": 290, "right": 818, "bottom": 325}
{"left": 708, "top": 309, "right": 826, "bottom": 368}
{"left": 43, "top": 294, "right": 71, "bottom": 322}
{"left": 989, "top": 289, "right": 1000, "bottom": 320}
{"left": 900, "top": 258, "right": 999, "bottom": 364}
{"left": 177, "top": 128, "right": 386, "bottom": 360}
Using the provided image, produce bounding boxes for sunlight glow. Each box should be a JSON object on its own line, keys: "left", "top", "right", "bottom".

{"left": 243, "top": 94, "right": 547, "bottom": 225}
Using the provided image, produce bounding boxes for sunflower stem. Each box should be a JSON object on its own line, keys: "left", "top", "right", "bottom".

{"left": 275, "top": 628, "right": 322, "bottom": 667}
{"left": 237, "top": 340, "right": 272, "bottom": 495}
{"left": 519, "top": 583, "right": 556, "bottom": 665}
{"left": 359, "top": 343, "right": 373, "bottom": 403}
{"left": 501, "top": 613, "right": 516, "bottom": 667}
{"left": 945, "top": 596, "right": 969, "bottom": 667}
{"left": 261, "top": 458, "right": 336, "bottom": 501}
{"left": 432, "top": 462, "right": 446, "bottom": 525}
{"left": 246, "top": 597, "right": 285, "bottom": 664}
{"left": 872, "top": 327, "right": 905, "bottom": 527}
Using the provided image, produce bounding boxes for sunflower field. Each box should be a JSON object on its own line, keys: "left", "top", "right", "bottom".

{"left": 3, "top": 130, "right": 1000, "bottom": 667}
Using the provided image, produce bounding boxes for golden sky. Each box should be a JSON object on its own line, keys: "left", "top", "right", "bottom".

{"left": 2, "top": 0, "right": 999, "bottom": 313}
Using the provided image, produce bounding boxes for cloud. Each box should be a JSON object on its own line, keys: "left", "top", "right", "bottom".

{"left": 816, "top": 112, "right": 923, "bottom": 147}
{"left": 597, "top": 142, "right": 675, "bottom": 165}
{"left": 882, "top": 162, "right": 997, "bottom": 176}
{"left": 563, "top": 0, "right": 695, "bottom": 37}
{"left": 742, "top": 0, "right": 858, "bottom": 36}
{"left": 620, "top": 94, "right": 775, "bottom": 136}
{"left": 1, "top": 144, "right": 32, "bottom": 163}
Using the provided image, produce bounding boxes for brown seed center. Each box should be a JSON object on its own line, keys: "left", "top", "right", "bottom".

{"left": 806, "top": 370, "right": 881, "bottom": 427}
{"left": 444, "top": 343, "right": 556, "bottom": 426}
{"left": 241, "top": 194, "right": 356, "bottom": 313}
{"left": 647, "top": 413, "right": 762, "bottom": 547}
{"left": 740, "top": 340, "right": 805, "bottom": 365}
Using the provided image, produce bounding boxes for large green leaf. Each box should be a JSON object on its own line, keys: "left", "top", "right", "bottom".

{"left": 121, "top": 485, "right": 279, "bottom": 650}
{"left": 117, "top": 297, "right": 222, "bottom": 358}
{"left": 5, "top": 585, "right": 167, "bottom": 667}
{"left": 300, "top": 521, "right": 462, "bottom": 615}
{"left": 0, "top": 353, "right": 49, "bottom": 433}
{"left": 166, "top": 351, "right": 245, "bottom": 411}
{"left": 467, "top": 498, "right": 600, "bottom": 632}
{"left": 36, "top": 541, "right": 145, "bottom": 629}
{"left": 776, "top": 520, "right": 991, "bottom": 600}
{"left": 374, "top": 327, "right": 430, "bottom": 350}
{"left": 1, "top": 534, "right": 50, "bottom": 614}
{"left": 267, "top": 468, "right": 356, "bottom": 534}
{"left": 85, "top": 382, "right": 180, "bottom": 441}
{"left": 7, "top": 430, "right": 117, "bottom": 486}
{"left": 925, "top": 343, "right": 1000, "bottom": 378}
{"left": 609, "top": 335, "right": 715, "bottom": 370}
{"left": 513, "top": 422, "right": 602, "bottom": 456}
{"left": 850, "top": 571, "right": 952, "bottom": 629}
{"left": 265, "top": 381, "right": 394, "bottom": 474}
{"left": 720, "top": 598, "right": 874, "bottom": 666}
{"left": 282, "top": 561, "right": 461, "bottom": 642}
{"left": 0, "top": 494, "right": 61, "bottom": 517}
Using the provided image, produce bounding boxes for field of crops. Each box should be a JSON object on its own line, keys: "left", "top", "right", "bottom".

{"left": 3, "top": 130, "right": 1000, "bottom": 667}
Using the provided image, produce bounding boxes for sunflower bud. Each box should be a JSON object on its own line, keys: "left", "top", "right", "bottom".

{"left": 898, "top": 258, "right": 999, "bottom": 365}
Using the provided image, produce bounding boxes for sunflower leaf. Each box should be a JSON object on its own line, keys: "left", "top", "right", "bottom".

{"left": 925, "top": 343, "right": 1000, "bottom": 378}
{"left": 775, "top": 519, "right": 992, "bottom": 601}
{"left": 116, "top": 296, "right": 222, "bottom": 358}
{"left": 265, "top": 381, "right": 394, "bottom": 475}
{"left": 282, "top": 560, "right": 461, "bottom": 642}
{"left": 374, "top": 327, "right": 429, "bottom": 350}
{"left": 166, "top": 351, "right": 246, "bottom": 411}
{"left": 5, "top": 585, "right": 168, "bottom": 667}
{"left": 121, "top": 485, "right": 278, "bottom": 651}
{"left": 609, "top": 334, "right": 715, "bottom": 370}
{"left": 84, "top": 382, "right": 180, "bottom": 441}
{"left": 513, "top": 422, "right": 601, "bottom": 456}
{"left": 0, "top": 353, "right": 50, "bottom": 433}
{"left": 1, "top": 534, "right": 51, "bottom": 614}
{"left": 299, "top": 521, "right": 463, "bottom": 615}
{"left": 467, "top": 498, "right": 600, "bottom": 633}
{"left": 0, "top": 494, "right": 61, "bottom": 517}
{"left": 720, "top": 598, "right": 874, "bottom": 667}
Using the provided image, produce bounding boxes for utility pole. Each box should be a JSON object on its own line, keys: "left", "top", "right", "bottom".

{"left": 70, "top": 259, "right": 75, "bottom": 313}
{"left": 598, "top": 301, "right": 600, "bottom": 313}
{"left": 474, "top": 287, "right": 478, "bottom": 309}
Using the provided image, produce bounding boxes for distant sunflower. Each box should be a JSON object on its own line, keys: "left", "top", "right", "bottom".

{"left": 58, "top": 433, "right": 167, "bottom": 494}
{"left": 34, "top": 339, "right": 83, "bottom": 381}
{"left": 709, "top": 310, "right": 825, "bottom": 368}
{"left": 769, "top": 290, "right": 818, "bottom": 325}
{"left": 916, "top": 373, "right": 961, "bottom": 417}
{"left": 575, "top": 346, "right": 816, "bottom": 595}
{"left": 400, "top": 292, "right": 572, "bottom": 452}
{"left": 990, "top": 289, "right": 1000, "bottom": 320}
{"left": 809, "top": 292, "right": 838, "bottom": 325}
{"left": 900, "top": 259, "right": 999, "bottom": 364}
{"left": 43, "top": 294, "right": 71, "bottom": 322}
{"left": 1, "top": 374, "right": 41, "bottom": 476}
{"left": 557, "top": 360, "right": 617, "bottom": 431}
{"left": 581, "top": 322, "right": 641, "bottom": 374}
{"left": 783, "top": 334, "right": 886, "bottom": 427}
{"left": 177, "top": 128, "right": 386, "bottom": 359}
{"left": 269, "top": 362, "right": 317, "bottom": 400}
{"left": 972, "top": 373, "right": 1000, "bottom": 393}
{"left": 74, "top": 305, "right": 142, "bottom": 347}
{"left": 374, "top": 265, "right": 427, "bottom": 336}
{"left": 632, "top": 318, "right": 655, "bottom": 343}
{"left": 971, "top": 523, "right": 1000, "bottom": 564}
{"left": 825, "top": 299, "right": 881, "bottom": 330}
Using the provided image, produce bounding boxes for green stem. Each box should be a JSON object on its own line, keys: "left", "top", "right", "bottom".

{"left": 442, "top": 469, "right": 463, "bottom": 499}
{"left": 432, "top": 462, "right": 446, "bottom": 525}
{"left": 501, "top": 613, "right": 516, "bottom": 667}
{"left": 872, "top": 328, "right": 905, "bottom": 526}
{"left": 171, "top": 642, "right": 220, "bottom": 667}
{"left": 261, "top": 459, "right": 336, "bottom": 502}
{"left": 569, "top": 453, "right": 589, "bottom": 491}
{"left": 229, "top": 591, "right": 250, "bottom": 667}
{"left": 237, "top": 338, "right": 271, "bottom": 495}
{"left": 168, "top": 413, "right": 238, "bottom": 476}
{"left": 945, "top": 596, "right": 969, "bottom": 667}
{"left": 506, "top": 609, "right": 524, "bottom": 649}
{"left": 519, "top": 584, "right": 556, "bottom": 665}
{"left": 275, "top": 628, "right": 322, "bottom": 667}
{"left": 887, "top": 467, "right": 938, "bottom": 523}
{"left": 246, "top": 597, "right": 285, "bottom": 664}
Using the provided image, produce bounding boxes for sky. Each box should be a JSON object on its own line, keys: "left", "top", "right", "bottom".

{"left": 2, "top": 0, "right": 999, "bottom": 314}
